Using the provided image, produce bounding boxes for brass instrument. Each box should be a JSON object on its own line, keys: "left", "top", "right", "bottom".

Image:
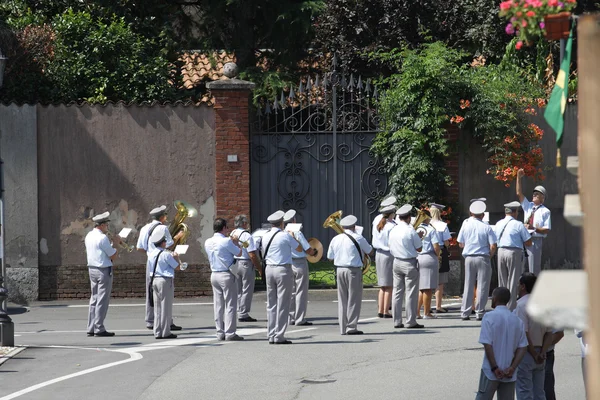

{"left": 323, "top": 210, "right": 371, "bottom": 274}
{"left": 168, "top": 200, "right": 198, "bottom": 247}
{"left": 413, "top": 209, "right": 430, "bottom": 237}
{"left": 107, "top": 231, "right": 135, "bottom": 252}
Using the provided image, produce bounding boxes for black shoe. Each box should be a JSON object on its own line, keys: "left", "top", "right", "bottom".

{"left": 239, "top": 316, "right": 257, "bottom": 322}
{"left": 296, "top": 321, "right": 313, "bottom": 326}
{"left": 347, "top": 330, "right": 364, "bottom": 335}
{"left": 87, "top": 332, "right": 94, "bottom": 337}
{"left": 383, "top": 314, "right": 392, "bottom": 319}
{"left": 146, "top": 326, "right": 153, "bottom": 330}
{"left": 274, "top": 340, "right": 292, "bottom": 344}
{"left": 407, "top": 324, "right": 424, "bottom": 329}
{"left": 472, "top": 310, "right": 476, "bottom": 315}
{"left": 95, "top": 331, "right": 115, "bottom": 337}
{"left": 377, "top": 313, "right": 384, "bottom": 318}
{"left": 170, "top": 324, "right": 182, "bottom": 331}
{"left": 156, "top": 334, "right": 177, "bottom": 339}
{"left": 289, "top": 321, "right": 295, "bottom": 325}
{"left": 394, "top": 324, "right": 404, "bottom": 329}
{"left": 462, "top": 317, "right": 471, "bottom": 321}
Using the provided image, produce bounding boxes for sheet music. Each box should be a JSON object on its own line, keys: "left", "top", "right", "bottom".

{"left": 175, "top": 245, "right": 189, "bottom": 255}
{"left": 355, "top": 226, "right": 364, "bottom": 235}
{"left": 286, "top": 223, "right": 303, "bottom": 232}
{"left": 118, "top": 228, "right": 132, "bottom": 239}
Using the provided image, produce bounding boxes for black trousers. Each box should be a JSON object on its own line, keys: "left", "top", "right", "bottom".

{"left": 545, "top": 349, "right": 556, "bottom": 400}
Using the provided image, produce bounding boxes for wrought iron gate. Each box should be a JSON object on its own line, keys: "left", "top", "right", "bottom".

{"left": 250, "top": 65, "right": 388, "bottom": 286}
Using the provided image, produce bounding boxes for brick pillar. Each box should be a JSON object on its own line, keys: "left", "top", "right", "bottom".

{"left": 206, "top": 78, "right": 255, "bottom": 225}
{"left": 444, "top": 124, "right": 461, "bottom": 261}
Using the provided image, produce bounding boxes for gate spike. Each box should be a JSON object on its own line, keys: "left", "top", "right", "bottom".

{"left": 280, "top": 91, "right": 286, "bottom": 107}
{"left": 365, "top": 78, "right": 371, "bottom": 94}
{"left": 341, "top": 74, "right": 347, "bottom": 89}
{"left": 314, "top": 75, "right": 320, "bottom": 88}
{"left": 322, "top": 74, "right": 328, "bottom": 89}
{"left": 306, "top": 77, "right": 312, "bottom": 91}
{"left": 265, "top": 102, "right": 272, "bottom": 115}
{"left": 373, "top": 85, "right": 379, "bottom": 99}
{"left": 289, "top": 86, "right": 295, "bottom": 100}
{"left": 349, "top": 73, "right": 355, "bottom": 90}
{"left": 357, "top": 76, "right": 363, "bottom": 91}
{"left": 273, "top": 98, "right": 278, "bottom": 113}
{"left": 298, "top": 80, "right": 305, "bottom": 94}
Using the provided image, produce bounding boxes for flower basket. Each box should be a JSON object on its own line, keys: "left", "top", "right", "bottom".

{"left": 544, "top": 12, "right": 572, "bottom": 40}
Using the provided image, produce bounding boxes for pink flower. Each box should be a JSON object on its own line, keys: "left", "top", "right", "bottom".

{"left": 500, "top": 1, "right": 513, "bottom": 10}
{"left": 516, "top": 41, "right": 523, "bottom": 50}
{"left": 548, "top": 0, "right": 558, "bottom": 6}
{"left": 505, "top": 23, "right": 515, "bottom": 35}
{"left": 526, "top": 11, "right": 535, "bottom": 17}
{"left": 522, "top": 19, "right": 528, "bottom": 27}
{"left": 539, "top": 21, "right": 545, "bottom": 29}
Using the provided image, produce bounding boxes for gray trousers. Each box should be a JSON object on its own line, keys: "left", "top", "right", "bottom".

{"left": 461, "top": 255, "right": 492, "bottom": 319}
{"left": 476, "top": 369, "right": 516, "bottom": 400}
{"left": 87, "top": 267, "right": 113, "bottom": 334}
{"left": 498, "top": 248, "right": 523, "bottom": 311}
{"left": 146, "top": 273, "right": 174, "bottom": 327}
{"left": 516, "top": 350, "right": 546, "bottom": 400}
{"left": 152, "top": 277, "right": 174, "bottom": 338}
{"left": 525, "top": 237, "right": 544, "bottom": 276}
{"left": 290, "top": 258, "right": 310, "bottom": 324}
{"left": 235, "top": 259, "right": 255, "bottom": 319}
{"left": 211, "top": 271, "right": 238, "bottom": 339}
{"left": 266, "top": 264, "right": 293, "bottom": 342}
{"left": 336, "top": 267, "right": 363, "bottom": 334}
{"left": 392, "top": 258, "right": 420, "bottom": 327}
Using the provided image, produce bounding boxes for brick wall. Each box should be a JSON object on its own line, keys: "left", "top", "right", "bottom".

{"left": 211, "top": 89, "right": 252, "bottom": 224}
{"left": 39, "top": 265, "right": 213, "bottom": 300}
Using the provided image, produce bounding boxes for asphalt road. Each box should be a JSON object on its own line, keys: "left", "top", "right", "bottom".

{"left": 0, "top": 290, "right": 586, "bottom": 400}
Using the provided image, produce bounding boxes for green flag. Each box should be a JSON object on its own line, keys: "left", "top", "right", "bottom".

{"left": 544, "top": 28, "right": 573, "bottom": 160}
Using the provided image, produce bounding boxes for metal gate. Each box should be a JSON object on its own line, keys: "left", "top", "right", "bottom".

{"left": 250, "top": 64, "right": 388, "bottom": 286}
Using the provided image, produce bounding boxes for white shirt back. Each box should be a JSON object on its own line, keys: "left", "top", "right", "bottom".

{"left": 495, "top": 216, "right": 531, "bottom": 248}
{"left": 288, "top": 229, "right": 311, "bottom": 259}
{"left": 85, "top": 228, "right": 116, "bottom": 267}
{"left": 232, "top": 228, "right": 257, "bottom": 259}
{"left": 479, "top": 306, "right": 528, "bottom": 382}
{"left": 371, "top": 214, "right": 384, "bottom": 247}
{"left": 372, "top": 219, "right": 396, "bottom": 251}
{"left": 137, "top": 221, "right": 174, "bottom": 253}
{"left": 457, "top": 217, "right": 497, "bottom": 256}
{"left": 327, "top": 229, "right": 372, "bottom": 267}
{"left": 204, "top": 233, "right": 241, "bottom": 272}
{"left": 261, "top": 228, "right": 299, "bottom": 265}
{"left": 389, "top": 221, "right": 422, "bottom": 259}
{"left": 514, "top": 294, "right": 552, "bottom": 347}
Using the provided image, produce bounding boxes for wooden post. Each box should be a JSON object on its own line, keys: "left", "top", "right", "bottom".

{"left": 578, "top": 14, "right": 600, "bottom": 399}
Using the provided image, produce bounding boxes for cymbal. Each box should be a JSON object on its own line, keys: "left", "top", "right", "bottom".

{"left": 306, "top": 238, "right": 323, "bottom": 263}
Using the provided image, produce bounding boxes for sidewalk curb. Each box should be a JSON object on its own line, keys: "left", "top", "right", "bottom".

{"left": 0, "top": 346, "right": 26, "bottom": 367}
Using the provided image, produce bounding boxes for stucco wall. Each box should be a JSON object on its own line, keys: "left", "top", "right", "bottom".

{"left": 36, "top": 103, "right": 216, "bottom": 298}
{"left": 0, "top": 104, "right": 39, "bottom": 304}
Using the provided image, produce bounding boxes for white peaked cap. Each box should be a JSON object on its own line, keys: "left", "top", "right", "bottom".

{"left": 267, "top": 210, "right": 285, "bottom": 223}
{"left": 150, "top": 225, "right": 168, "bottom": 244}
{"left": 470, "top": 200, "right": 486, "bottom": 214}
{"left": 380, "top": 195, "right": 397, "bottom": 207}
{"left": 92, "top": 211, "right": 110, "bottom": 223}
{"left": 379, "top": 205, "right": 396, "bottom": 213}
{"left": 470, "top": 198, "right": 487, "bottom": 203}
{"left": 504, "top": 201, "right": 521, "bottom": 210}
{"left": 149, "top": 205, "right": 167, "bottom": 216}
{"left": 533, "top": 186, "right": 547, "bottom": 197}
{"left": 340, "top": 215, "right": 358, "bottom": 227}
{"left": 283, "top": 209, "right": 297, "bottom": 223}
{"left": 396, "top": 204, "right": 413, "bottom": 217}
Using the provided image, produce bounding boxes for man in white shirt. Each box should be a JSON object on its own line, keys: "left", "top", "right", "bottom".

{"left": 516, "top": 169, "right": 551, "bottom": 276}
{"left": 231, "top": 214, "right": 262, "bottom": 323}
{"left": 262, "top": 210, "right": 302, "bottom": 344}
{"left": 495, "top": 201, "right": 532, "bottom": 310}
{"left": 85, "top": 212, "right": 121, "bottom": 337}
{"left": 514, "top": 272, "right": 552, "bottom": 400}
{"left": 328, "top": 215, "right": 373, "bottom": 335}
{"left": 136, "top": 205, "right": 181, "bottom": 331}
{"left": 147, "top": 228, "right": 181, "bottom": 340}
{"left": 476, "top": 287, "right": 528, "bottom": 400}
{"left": 389, "top": 204, "right": 424, "bottom": 329}
{"left": 458, "top": 200, "right": 497, "bottom": 321}
{"left": 204, "top": 218, "right": 244, "bottom": 341}
{"left": 284, "top": 209, "right": 317, "bottom": 326}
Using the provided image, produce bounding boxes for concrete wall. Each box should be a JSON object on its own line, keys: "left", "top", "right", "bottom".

{"left": 0, "top": 105, "right": 39, "bottom": 304}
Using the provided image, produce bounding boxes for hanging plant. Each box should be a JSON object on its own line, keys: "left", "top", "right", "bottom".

{"left": 499, "top": 0, "right": 576, "bottom": 49}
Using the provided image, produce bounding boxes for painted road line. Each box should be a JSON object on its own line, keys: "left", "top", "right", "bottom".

{"left": 332, "top": 300, "right": 376, "bottom": 303}
{"left": 62, "top": 302, "right": 214, "bottom": 308}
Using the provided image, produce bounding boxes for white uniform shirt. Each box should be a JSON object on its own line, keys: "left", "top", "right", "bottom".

{"left": 147, "top": 248, "right": 179, "bottom": 278}
{"left": 204, "top": 233, "right": 241, "bottom": 272}
{"left": 261, "top": 228, "right": 299, "bottom": 265}
{"left": 514, "top": 294, "right": 552, "bottom": 346}
{"left": 288, "top": 229, "right": 311, "bottom": 259}
{"left": 495, "top": 216, "right": 531, "bottom": 249}
{"left": 521, "top": 197, "right": 551, "bottom": 238}
{"left": 457, "top": 217, "right": 497, "bottom": 257}
{"left": 137, "top": 221, "right": 174, "bottom": 253}
{"left": 231, "top": 228, "right": 257, "bottom": 260}
{"left": 372, "top": 220, "right": 396, "bottom": 251}
{"left": 327, "top": 229, "right": 372, "bottom": 267}
{"left": 435, "top": 225, "right": 451, "bottom": 245}
{"left": 371, "top": 214, "right": 384, "bottom": 248}
{"left": 479, "top": 305, "right": 528, "bottom": 382}
{"left": 418, "top": 224, "right": 440, "bottom": 254}
{"left": 85, "top": 228, "right": 116, "bottom": 267}
{"left": 389, "top": 221, "right": 422, "bottom": 259}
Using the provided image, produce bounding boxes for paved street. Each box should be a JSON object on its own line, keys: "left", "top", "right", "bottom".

{"left": 1, "top": 290, "right": 586, "bottom": 400}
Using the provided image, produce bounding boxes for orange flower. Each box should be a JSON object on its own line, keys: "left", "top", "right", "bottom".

{"left": 460, "top": 99, "right": 471, "bottom": 109}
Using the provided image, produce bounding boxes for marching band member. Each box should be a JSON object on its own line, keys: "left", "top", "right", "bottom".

{"left": 430, "top": 204, "right": 452, "bottom": 314}
{"left": 262, "top": 210, "right": 302, "bottom": 344}
{"left": 458, "top": 200, "right": 497, "bottom": 321}
{"left": 373, "top": 205, "right": 396, "bottom": 318}
{"left": 372, "top": 195, "right": 397, "bottom": 237}
{"left": 416, "top": 211, "right": 441, "bottom": 319}
{"left": 389, "top": 204, "right": 424, "bottom": 329}
{"left": 204, "top": 218, "right": 245, "bottom": 341}
{"left": 327, "top": 215, "right": 373, "bottom": 335}
{"left": 136, "top": 205, "right": 182, "bottom": 331}
{"left": 148, "top": 226, "right": 182, "bottom": 339}
{"left": 284, "top": 209, "right": 317, "bottom": 326}
{"left": 85, "top": 212, "right": 120, "bottom": 337}
{"left": 231, "top": 214, "right": 262, "bottom": 323}
{"left": 516, "top": 169, "right": 551, "bottom": 276}
{"left": 495, "top": 201, "right": 532, "bottom": 311}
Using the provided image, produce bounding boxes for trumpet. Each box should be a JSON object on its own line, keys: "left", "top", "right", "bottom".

{"left": 230, "top": 232, "right": 250, "bottom": 248}
{"left": 107, "top": 231, "right": 135, "bottom": 252}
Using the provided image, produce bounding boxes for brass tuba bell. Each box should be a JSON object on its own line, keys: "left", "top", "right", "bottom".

{"left": 323, "top": 210, "right": 371, "bottom": 274}
{"left": 412, "top": 209, "right": 430, "bottom": 237}
{"left": 168, "top": 200, "right": 197, "bottom": 246}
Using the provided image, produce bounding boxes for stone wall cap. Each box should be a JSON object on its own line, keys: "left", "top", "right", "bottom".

{"left": 206, "top": 79, "right": 255, "bottom": 90}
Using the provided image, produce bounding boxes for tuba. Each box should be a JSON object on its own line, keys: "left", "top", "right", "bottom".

{"left": 168, "top": 200, "right": 198, "bottom": 246}
{"left": 413, "top": 209, "right": 430, "bottom": 237}
{"left": 323, "top": 210, "right": 371, "bottom": 274}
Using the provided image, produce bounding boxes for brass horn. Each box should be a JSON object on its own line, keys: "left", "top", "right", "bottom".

{"left": 413, "top": 209, "right": 430, "bottom": 237}
{"left": 168, "top": 200, "right": 197, "bottom": 246}
{"left": 107, "top": 231, "right": 135, "bottom": 253}
{"left": 323, "top": 210, "right": 371, "bottom": 274}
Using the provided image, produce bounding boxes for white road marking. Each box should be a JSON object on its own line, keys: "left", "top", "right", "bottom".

{"left": 358, "top": 317, "right": 379, "bottom": 323}
{"left": 16, "top": 329, "right": 153, "bottom": 334}
{"left": 332, "top": 300, "right": 376, "bottom": 303}
{"left": 63, "top": 302, "right": 213, "bottom": 308}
